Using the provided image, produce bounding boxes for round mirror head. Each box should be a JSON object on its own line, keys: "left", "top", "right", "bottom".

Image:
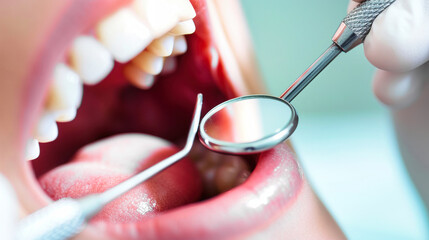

{"left": 199, "top": 95, "right": 298, "bottom": 154}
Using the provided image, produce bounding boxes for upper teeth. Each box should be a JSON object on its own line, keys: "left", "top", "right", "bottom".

{"left": 161, "top": 57, "right": 177, "bottom": 75}
{"left": 124, "top": 64, "right": 155, "bottom": 89}
{"left": 172, "top": 36, "right": 188, "bottom": 56}
{"left": 25, "top": 0, "right": 196, "bottom": 160}
{"left": 55, "top": 109, "right": 77, "bottom": 123}
{"left": 132, "top": 51, "right": 164, "bottom": 75}
{"left": 46, "top": 64, "right": 83, "bottom": 112}
{"left": 25, "top": 139, "right": 40, "bottom": 161}
{"left": 97, "top": 8, "right": 153, "bottom": 63}
{"left": 34, "top": 113, "right": 59, "bottom": 143}
{"left": 169, "top": 20, "right": 196, "bottom": 36}
{"left": 147, "top": 34, "right": 175, "bottom": 57}
{"left": 132, "top": 0, "right": 178, "bottom": 38}
{"left": 167, "top": 0, "right": 196, "bottom": 21}
{"left": 70, "top": 36, "right": 114, "bottom": 85}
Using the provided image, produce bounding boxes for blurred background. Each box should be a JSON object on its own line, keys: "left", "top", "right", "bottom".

{"left": 240, "top": 0, "right": 429, "bottom": 239}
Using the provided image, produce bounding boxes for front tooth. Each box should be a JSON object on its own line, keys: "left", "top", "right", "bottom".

{"left": 97, "top": 8, "right": 152, "bottom": 63}
{"left": 169, "top": 20, "right": 196, "bottom": 36}
{"left": 70, "top": 36, "right": 114, "bottom": 85}
{"left": 172, "top": 36, "right": 187, "bottom": 56}
{"left": 25, "top": 139, "right": 40, "bottom": 161}
{"left": 132, "top": 51, "right": 164, "bottom": 75}
{"left": 124, "top": 64, "right": 155, "bottom": 89}
{"left": 132, "top": 0, "right": 178, "bottom": 38}
{"left": 147, "top": 35, "right": 175, "bottom": 57}
{"left": 166, "top": 0, "right": 196, "bottom": 21}
{"left": 46, "top": 64, "right": 83, "bottom": 112}
{"left": 35, "top": 113, "right": 58, "bottom": 143}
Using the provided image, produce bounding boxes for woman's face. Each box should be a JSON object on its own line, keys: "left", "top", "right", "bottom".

{"left": 0, "top": 0, "right": 345, "bottom": 238}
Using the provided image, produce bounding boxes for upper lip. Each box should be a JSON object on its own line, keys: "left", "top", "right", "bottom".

{"left": 12, "top": 0, "right": 304, "bottom": 238}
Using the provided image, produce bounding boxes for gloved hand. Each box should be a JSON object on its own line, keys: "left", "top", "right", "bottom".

{"left": 349, "top": 0, "right": 429, "bottom": 108}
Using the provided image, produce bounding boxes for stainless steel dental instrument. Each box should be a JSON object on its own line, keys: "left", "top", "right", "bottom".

{"left": 199, "top": 0, "right": 395, "bottom": 155}
{"left": 16, "top": 94, "right": 203, "bottom": 240}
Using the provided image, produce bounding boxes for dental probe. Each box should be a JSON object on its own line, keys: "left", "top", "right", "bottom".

{"left": 16, "top": 94, "right": 203, "bottom": 240}
{"left": 280, "top": 0, "right": 395, "bottom": 102}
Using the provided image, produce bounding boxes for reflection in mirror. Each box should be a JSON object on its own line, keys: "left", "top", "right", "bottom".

{"left": 202, "top": 96, "right": 293, "bottom": 144}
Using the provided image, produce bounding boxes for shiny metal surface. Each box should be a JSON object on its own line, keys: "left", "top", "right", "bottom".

{"left": 332, "top": 23, "right": 361, "bottom": 52}
{"left": 199, "top": 95, "right": 298, "bottom": 154}
{"left": 280, "top": 43, "right": 342, "bottom": 102}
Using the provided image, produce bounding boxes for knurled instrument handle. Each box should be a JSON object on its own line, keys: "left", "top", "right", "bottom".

{"left": 343, "top": 0, "right": 395, "bottom": 40}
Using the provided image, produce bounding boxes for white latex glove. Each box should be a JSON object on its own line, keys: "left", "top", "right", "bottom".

{"left": 349, "top": 0, "right": 429, "bottom": 108}
{"left": 0, "top": 174, "right": 19, "bottom": 240}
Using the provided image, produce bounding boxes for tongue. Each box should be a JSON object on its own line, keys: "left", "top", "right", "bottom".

{"left": 38, "top": 134, "right": 202, "bottom": 223}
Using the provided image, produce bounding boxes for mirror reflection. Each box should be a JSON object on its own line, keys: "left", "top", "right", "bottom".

{"left": 203, "top": 97, "right": 293, "bottom": 143}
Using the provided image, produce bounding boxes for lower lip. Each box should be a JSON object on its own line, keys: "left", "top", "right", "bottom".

{"left": 78, "top": 142, "right": 303, "bottom": 239}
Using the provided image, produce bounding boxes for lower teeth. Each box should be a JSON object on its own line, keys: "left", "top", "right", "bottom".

{"left": 190, "top": 144, "right": 252, "bottom": 198}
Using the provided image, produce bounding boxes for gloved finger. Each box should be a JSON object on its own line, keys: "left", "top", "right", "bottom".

{"left": 0, "top": 174, "right": 18, "bottom": 240}
{"left": 364, "top": 0, "right": 429, "bottom": 73}
{"left": 347, "top": 0, "right": 364, "bottom": 13}
{"left": 372, "top": 62, "right": 429, "bottom": 109}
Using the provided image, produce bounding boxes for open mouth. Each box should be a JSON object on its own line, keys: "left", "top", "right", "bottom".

{"left": 15, "top": 0, "right": 304, "bottom": 239}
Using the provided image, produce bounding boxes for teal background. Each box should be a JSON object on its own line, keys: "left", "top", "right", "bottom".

{"left": 241, "top": 0, "right": 382, "bottom": 114}
{"left": 240, "top": 1, "right": 429, "bottom": 239}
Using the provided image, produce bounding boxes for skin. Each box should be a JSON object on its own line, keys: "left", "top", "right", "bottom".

{"left": 0, "top": 0, "right": 346, "bottom": 239}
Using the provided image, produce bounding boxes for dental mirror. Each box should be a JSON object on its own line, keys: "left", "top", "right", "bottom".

{"left": 199, "top": 95, "right": 298, "bottom": 154}
{"left": 199, "top": 0, "right": 395, "bottom": 155}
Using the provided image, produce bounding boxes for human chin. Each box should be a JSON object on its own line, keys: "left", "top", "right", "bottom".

{"left": 0, "top": 0, "right": 344, "bottom": 239}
